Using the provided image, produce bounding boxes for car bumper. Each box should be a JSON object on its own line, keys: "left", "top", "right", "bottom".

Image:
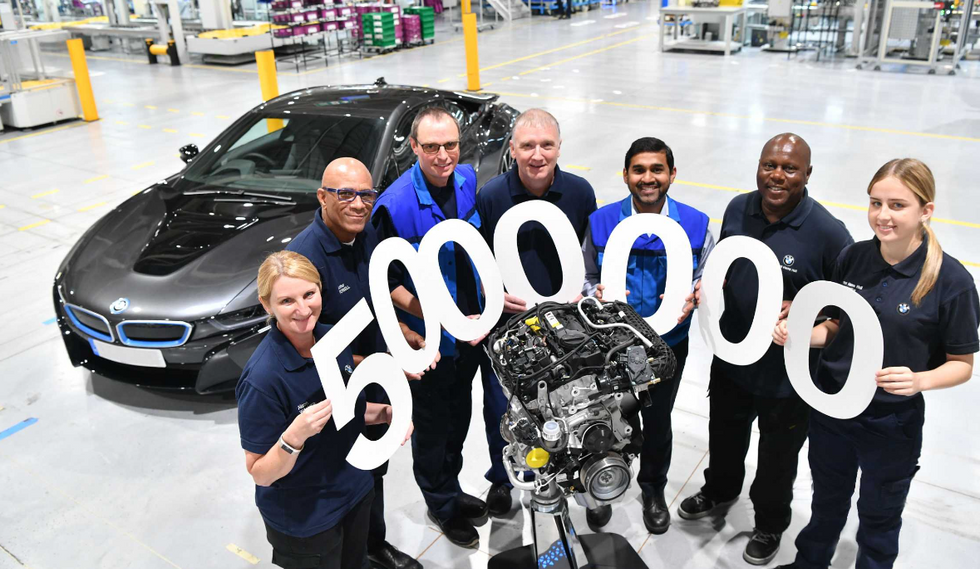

{"left": 54, "top": 287, "right": 266, "bottom": 393}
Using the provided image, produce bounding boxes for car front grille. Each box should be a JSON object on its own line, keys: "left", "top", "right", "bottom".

{"left": 64, "top": 304, "right": 114, "bottom": 343}
{"left": 117, "top": 321, "right": 193, "bottom": 348}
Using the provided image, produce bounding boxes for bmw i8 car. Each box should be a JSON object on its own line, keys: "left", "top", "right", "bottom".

{"left": 53, "top": 80, "right": 518, "bottom": 393}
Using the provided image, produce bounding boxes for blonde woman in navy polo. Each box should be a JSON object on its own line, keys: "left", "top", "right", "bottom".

{"left": 237, "top": 251, "right": 411, "bottom": 569}
{"left": 773, "top": 159, "right": 979, "bottom": 569}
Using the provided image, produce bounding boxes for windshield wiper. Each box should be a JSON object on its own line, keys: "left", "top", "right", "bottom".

{"left": 182, "top": 188, "right": 294, "bottom": 202}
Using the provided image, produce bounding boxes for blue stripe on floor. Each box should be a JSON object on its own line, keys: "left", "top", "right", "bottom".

{"left": 0, "top": 418, "right": 38, "bottom": 442}
{"left": 42, "top": 317, "right": 57, "bottom": 325}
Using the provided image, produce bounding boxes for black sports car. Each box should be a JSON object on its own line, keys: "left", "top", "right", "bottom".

{"left": 53, "top": 80, "right": 519, "bottom": 393}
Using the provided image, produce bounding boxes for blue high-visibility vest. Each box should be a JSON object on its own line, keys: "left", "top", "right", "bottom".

{"left": 373, "top": 162, "right": 481, "bottom": 356}
{"left": 589, "top": 195, "right": 709, "bottom": 346}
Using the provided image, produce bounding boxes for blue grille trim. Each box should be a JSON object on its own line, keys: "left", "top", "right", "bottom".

{"left": 116, "top": 321, "right": 193, "bottom": 348}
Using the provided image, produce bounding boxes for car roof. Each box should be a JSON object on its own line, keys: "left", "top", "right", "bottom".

{"left": 254, "top": 80, "right": 500, "bottom": 119}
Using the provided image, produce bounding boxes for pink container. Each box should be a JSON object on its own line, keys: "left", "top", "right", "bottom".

{"left": 320, "top": 8, "right": 337, "bottom": 19}
{"left": 322, "top": 20, "right": 339, "bottom": 31}
{"left": 289, "top": 0, "right": 303, "bottom": 8}
{"left": 271, "top": 0, "right": 289, "bottom": 10}
{"left": 273, "top": 26, "right": 296, "bottom": 38}
{"left": 304, "top": 9, "right": 319, "bottom": 21}
{"left": 337, "top": 6, "right": 352, "bottom": 16}
{"left": 272, "top": 13, "right": 291, "bottom": 23}
{"left": 291, "top": 12, "right": 305, "bottom": 22}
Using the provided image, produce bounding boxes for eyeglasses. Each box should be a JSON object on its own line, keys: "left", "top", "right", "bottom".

{"left": 416, "top": 140, "right": 459, "bottom": 154}
{"left": 321, "top": 187, "right": 379, "bottom": 205}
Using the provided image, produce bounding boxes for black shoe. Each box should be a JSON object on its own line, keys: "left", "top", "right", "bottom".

{"left": 486, "top": 482, "right": 513, "bottom": 516}
{"left": 368, "top": 541, "right": 422, "bottom": 569}
{"left": 426, "top": 510, "right": 479, "bottom": 549}
{"left": 586, "top": 505, "right": 612, "bottom": 531}
{"left": 677, "top": 491, "right": 736, "bottom": 520}
{"left": 456, "top": 492, "right": 489, "bottom": 519}
{"left": 642, "top": 492, "right": 670, "bottom": 535}
{"left": 743, "top": 529, "right": 781, "bottom": 565}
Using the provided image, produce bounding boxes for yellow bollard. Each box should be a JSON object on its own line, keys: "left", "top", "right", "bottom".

{"left": 255, "top": 50, "right": 284, "bottom": 132}
{"left": 463, "top": 13, "right": 480, "bottom": 91}
{"left": 462, "top": 0, "right": 472, "bottom": 12}
{"left": 66, "top": 38, "right": 98, "bottom": 122}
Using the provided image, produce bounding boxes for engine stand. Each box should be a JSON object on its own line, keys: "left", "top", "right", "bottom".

{"left": 488, "top": 481, "right": 647, "bottom": 569}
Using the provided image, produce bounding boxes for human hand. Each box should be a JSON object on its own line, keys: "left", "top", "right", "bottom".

{"left": 466, "top": 314, "right": 490, "bottom": 346}
{"left": 285, "top": 399, "right": 332, "bottom": 446}
{"left": 779, "top": 300, "right": 792, "bottom": 321}
{"left": 772, "top": 320, "right": 788, "bottom": 346}
{"left": 876, "top": 367, "right": 922, "bottom": 397}
{"left": 402, "top": 421, "right": 414, "bottom": 446}
{"left": 503, "top": 293, "right": 527, "bottom": 314}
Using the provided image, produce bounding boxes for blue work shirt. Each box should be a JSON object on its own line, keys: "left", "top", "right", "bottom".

{"left": 818, "top": 235, "right": 980, "bottom": 405}
{"left": 716, "top": 189, "right": 853, "bottom": 398}
{"left": 287, "top": 210, "right": 385, "bottom": 357}
{"left": 476, "top": 165, "right": 597, "bottom": 297}
{"left": 236, "top": 322, "right": 371, "bottom": 538}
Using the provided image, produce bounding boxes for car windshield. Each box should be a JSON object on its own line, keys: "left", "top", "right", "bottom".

{"left": 184, "top": 113, "right": 386, "bottom": 193}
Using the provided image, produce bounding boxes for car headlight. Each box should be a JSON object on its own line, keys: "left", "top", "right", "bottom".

{"left": 211, "top": 305, "right": 268, "bottom": 331}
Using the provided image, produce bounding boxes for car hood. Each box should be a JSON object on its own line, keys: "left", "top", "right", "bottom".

{"left": 60, "top": 181, "right": 317, "bottom": 322}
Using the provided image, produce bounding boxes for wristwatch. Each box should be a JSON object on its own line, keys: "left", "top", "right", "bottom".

{"left": 279, "top": 434, "right": 302, "bottom": 455}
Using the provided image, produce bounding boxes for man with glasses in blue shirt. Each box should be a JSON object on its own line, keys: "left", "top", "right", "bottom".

{"left": 372, "top": 107, "right": 489, "bottom": 551}
{"left": 287, "top": 158, "right": 427, "bottom": 569}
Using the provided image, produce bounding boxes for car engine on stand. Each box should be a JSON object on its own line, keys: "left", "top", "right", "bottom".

{"left": 486, "top": 297, "right": 676, "bottom": 568}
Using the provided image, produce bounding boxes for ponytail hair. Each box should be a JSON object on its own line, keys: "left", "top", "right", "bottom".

{"left": 866, "top": 158, "right": 943, "bottom": 306}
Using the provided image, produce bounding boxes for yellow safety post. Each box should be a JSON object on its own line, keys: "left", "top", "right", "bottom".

{"left": 255, "top": 50, "right": 284, "bottom": 132}
{"left": 66, "top": 39, "right": 98, "bottom": 122}
{"left": 462, "top": 6, "right": 480, "bottom": 91}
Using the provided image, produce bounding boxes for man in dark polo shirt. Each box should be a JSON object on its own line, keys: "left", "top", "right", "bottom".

{"left": 677, "top": 133, "right": 853, "bottom": 566}
{"left": 286, "top": 157, "right": 424, "bottom": 569}
{"left": 475, "top": 108, "right": 597, "bottom": 519}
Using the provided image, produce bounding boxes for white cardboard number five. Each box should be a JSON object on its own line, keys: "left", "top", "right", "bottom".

{"left": 310, "top": 299, "right": 413, "bottom": 471}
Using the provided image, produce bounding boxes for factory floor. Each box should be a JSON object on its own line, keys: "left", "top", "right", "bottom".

{"left": 1, "top": 3, "right": 979, "bottom": 568}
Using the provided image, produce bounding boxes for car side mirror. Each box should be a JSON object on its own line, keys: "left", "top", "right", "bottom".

{"left": 179, "top": 144, "right": 199, "bottom": 164}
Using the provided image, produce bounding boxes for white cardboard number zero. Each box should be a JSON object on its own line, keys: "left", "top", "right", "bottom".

{"left": 310, "top": 299, "right": 413, "bottom": 471}
{"left": 493, "top": 200, "right": 586, "bottom": 305}
{"left": 599, "top": 213, "right": 693, "bottom": 336}
{"left": 784, "top": 281, "right": 882, "bottom": 419}
{"left": 697, "top": 236, "right": 783, "bottom": 366}
{"left": 368, "top": 237, "right": 442, "bottom": 375}
{"left": 416, "top": 219, "right": 505, "bottom": 341}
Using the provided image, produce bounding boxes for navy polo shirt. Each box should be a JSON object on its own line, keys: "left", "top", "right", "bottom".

{"left": 476, "top": 165, "right": 597, "bottom": 297}
{"left": 287, "top": 210, "right": 385, "bottom": 357}
{"left": 715, "top": 189, "right": 853, "bottom": 397}
{"left": 236, "top": 322, "right": 371, "bottom": 538}
{"left": 817, "top": 236, "right": 980, "bottom": 405}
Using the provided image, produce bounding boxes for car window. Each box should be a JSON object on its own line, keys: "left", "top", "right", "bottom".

{"left": 184, "top": 114, "right": 386, "bottom": 193}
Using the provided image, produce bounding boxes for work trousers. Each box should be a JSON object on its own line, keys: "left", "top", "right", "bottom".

{"left": 792, "top": 399, "right": 924, "bottom": 569}
{"left": 482, "top": 360, "right": 511, "bottom": 486}
{"left": 637, "top": 338, "right": 690, "bottom": 498}
{"left": 363, "top": 420, "right": 389, "bottom": 552}
{"left": 265, "top": 489, "right": 374, "bottom": 569}
{"left": 700, "top": 360, "right": 811, "bottom": 534}
{"left": 410, "top": 341, "right": 482, "bottom": 521}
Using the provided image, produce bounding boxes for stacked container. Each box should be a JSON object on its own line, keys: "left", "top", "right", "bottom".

{"left": 361, "top": 11, "right": 397, "bottom": 49}
{"left": 404, "top": 6, "right": 435, "bottom": 42}
{"left": 402, "top": 14, "right": 422, "bottom": 45}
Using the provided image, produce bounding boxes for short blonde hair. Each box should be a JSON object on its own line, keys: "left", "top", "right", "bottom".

{"left": 257, "top": 251, "right": 321, "bottom": 321}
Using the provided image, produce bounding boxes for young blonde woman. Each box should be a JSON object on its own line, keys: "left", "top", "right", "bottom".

{"left": 773, "top": 159, "right": 979, "bottom": 569}
{"left": 236, "top": 251, "right": 411, "bottom": 569}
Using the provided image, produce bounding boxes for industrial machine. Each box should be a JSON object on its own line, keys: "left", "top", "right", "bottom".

{"left": 0, "top": 28, "right": 81, "bottom": 128}
{"left": 487, "top": 298, "right": 676, "bottom": 569}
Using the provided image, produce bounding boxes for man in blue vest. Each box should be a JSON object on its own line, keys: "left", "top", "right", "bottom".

{"left": 371, "top": 106, "right": 488, "bottom": 551}
{"left": 582, "top": 137, "right": 714, "bottom": 535}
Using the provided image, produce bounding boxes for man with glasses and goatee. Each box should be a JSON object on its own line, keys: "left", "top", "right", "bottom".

{"left": 286, "top": 157, "right": 433, "bottom": 569}
{"left": 371, "top": 107, "right": 491, "bottom": 551}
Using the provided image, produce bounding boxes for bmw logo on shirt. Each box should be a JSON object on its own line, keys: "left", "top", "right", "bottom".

{"left": 344, "top": 364, "right": 354, "bottom": 374}
{"left": 897, "top": 303, "right": 911, "bottom": 315}
{"left": 110, "top": 297, "right": 130, "bottom": 314}
{"left": 783, "top": 255, "right": 795, "bottom": 266}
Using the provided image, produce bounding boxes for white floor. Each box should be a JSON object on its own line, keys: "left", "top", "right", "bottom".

{"left": 1, "top": 3, "right": 979, "bottom": 568}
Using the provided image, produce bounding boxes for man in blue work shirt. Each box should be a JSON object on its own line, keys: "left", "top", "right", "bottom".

{"left": 371, "top": 107, "right": 488, "bottom": 551}
{"left": 677, "top": 133, "right": 853, "bottom": 566}
{"left": 475, "top": 108, "right": 597, "bottom": 521}
{"left": 582, "top": 137, "right": 714, "bottom": 535}
{"left": 286, "top": 158, "right": 425, "bottom": 569}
